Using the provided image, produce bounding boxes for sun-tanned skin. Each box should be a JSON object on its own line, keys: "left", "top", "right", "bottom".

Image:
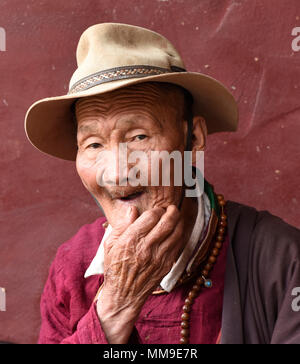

{"left": 75, "top": 83, "right": 207, "bottom": 343}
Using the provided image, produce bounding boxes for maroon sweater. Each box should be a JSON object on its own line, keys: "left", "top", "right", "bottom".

{"left": 38, "top": 216, "right": 228, "bottom": 344}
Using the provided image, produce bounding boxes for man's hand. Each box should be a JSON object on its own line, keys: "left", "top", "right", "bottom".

{"left": 96, "top": 204, "right": 184, "bottom": 343}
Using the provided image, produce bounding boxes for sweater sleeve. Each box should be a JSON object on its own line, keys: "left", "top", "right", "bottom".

{"left": 60, "top": 303, "right": 109, "bottom": 344}
{"left": 38, "top": 253, "right": 108, "bottom": 344}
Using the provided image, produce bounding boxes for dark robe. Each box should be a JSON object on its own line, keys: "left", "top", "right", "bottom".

{"left": 221, "top": 201, "right": 300, "bottom": 344}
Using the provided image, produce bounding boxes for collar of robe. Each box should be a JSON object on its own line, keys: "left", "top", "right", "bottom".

{"left": 152, "top": 179, "right": 221, "bottom": 295}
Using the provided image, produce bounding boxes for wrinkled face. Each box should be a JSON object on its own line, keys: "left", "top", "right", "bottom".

{"left": 75, "top": 83, "right": 189, "bottom": 227}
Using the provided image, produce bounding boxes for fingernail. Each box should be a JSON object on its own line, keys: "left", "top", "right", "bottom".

{"left": 127, "top": 206, "right": 132, "bottom": 216}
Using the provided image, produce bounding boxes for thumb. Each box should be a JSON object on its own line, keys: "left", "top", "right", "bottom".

{"left": 104, "top": 206, "right": 138, "bottom": 257}
{"left": 111, "top": 205, "right": 138, "bottom": 237}
{"left": 104, "top": 206, "right": 137, "bottom": 254}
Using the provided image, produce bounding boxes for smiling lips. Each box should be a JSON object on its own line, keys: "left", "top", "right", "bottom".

{"left": 119, "top": 191, "right": 144, "bottom": 201}
{"left": 108, "top": 188, "right": 145, "bottom": 202}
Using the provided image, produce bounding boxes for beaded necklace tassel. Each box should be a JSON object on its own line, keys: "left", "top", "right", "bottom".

{"left": 179, "top": 194, "right": 227, "bottom": 344}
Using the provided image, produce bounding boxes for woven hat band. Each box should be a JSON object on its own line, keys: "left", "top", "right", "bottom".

{"left": 68, "top": 65, "right": 186, "bottom": 94}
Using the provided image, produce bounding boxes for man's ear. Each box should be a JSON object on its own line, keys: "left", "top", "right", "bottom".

{"left": 191, "top": 116, "right": 207, "bottom": 164}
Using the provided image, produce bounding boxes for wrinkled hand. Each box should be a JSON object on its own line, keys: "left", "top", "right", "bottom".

{"left": 96, "top": 204, "right": 184, "bottom": 343}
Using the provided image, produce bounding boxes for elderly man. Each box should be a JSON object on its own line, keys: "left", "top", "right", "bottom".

{"left": 25, "top": 23, "right": 300, "bottom": 344}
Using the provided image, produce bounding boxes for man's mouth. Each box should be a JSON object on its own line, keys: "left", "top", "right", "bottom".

{"left": 119, "top": 191, "right": 144, "bottom": 201}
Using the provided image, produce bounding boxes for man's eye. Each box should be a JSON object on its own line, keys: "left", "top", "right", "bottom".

{"left": 134, "top": 135, "right": 147, "bottom": 141}
{"left": 87, "top": 143, "right": 102, "bottom": 149}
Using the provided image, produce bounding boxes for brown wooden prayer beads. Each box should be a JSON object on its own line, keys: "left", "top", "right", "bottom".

{"left": 179, "top": 194, "right": 227, "bottom": 344}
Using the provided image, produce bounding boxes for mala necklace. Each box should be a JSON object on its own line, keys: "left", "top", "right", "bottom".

{"left": 179, "top": 194, "right": 227, "bottom": 344}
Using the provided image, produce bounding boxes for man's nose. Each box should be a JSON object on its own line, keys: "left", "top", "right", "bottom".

{"left": 95, "top": 144, "right": 129, "bottom": 187}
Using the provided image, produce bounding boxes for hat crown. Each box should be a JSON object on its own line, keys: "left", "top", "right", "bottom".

{"left": 69, "top": 23, "right": 185, "bottom": 90}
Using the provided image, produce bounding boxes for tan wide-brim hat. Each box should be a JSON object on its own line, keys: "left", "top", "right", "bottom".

{"left": 25, "top": 23, "right": 238, "bottom": 161}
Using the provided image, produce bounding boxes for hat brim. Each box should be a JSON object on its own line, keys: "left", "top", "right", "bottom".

{"left": 25, "top": 71, "right": 238, "bottom": 161}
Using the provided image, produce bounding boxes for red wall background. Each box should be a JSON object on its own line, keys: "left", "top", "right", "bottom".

{"left": 0, "top": 0, "right": 299, "bottom": 343}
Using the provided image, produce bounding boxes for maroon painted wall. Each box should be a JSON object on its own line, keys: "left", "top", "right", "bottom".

{"left": 0, "top": 0, "right": 299, "bottom": 343}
